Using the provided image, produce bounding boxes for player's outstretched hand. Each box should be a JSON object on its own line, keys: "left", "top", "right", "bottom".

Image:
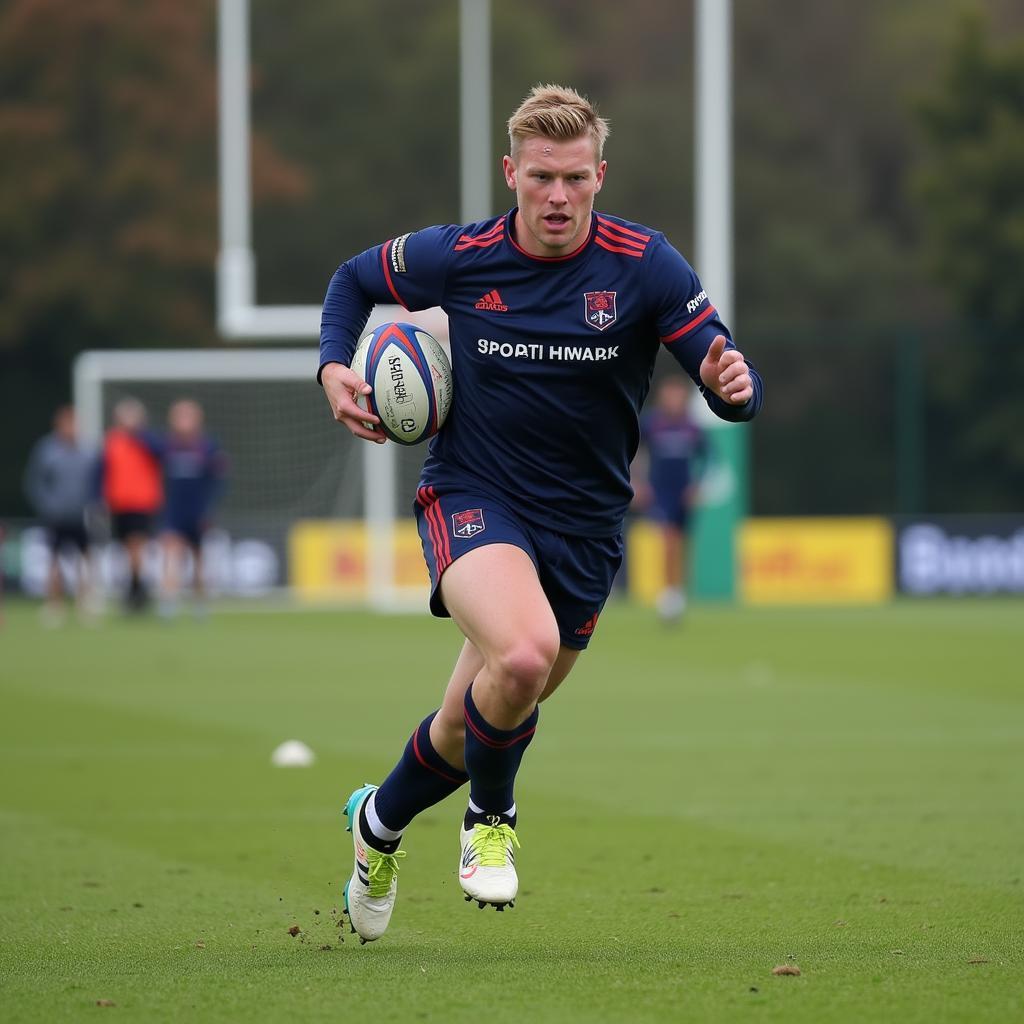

{"left": 321, "top": 361, "right": 387, "bottom": 443}
{"left": 700, "top": 335, "right": 753, "bottom": 406}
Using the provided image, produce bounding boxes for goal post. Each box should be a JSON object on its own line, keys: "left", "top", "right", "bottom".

{"left": 72, "top": 345, "right": 434, "bottom": 610}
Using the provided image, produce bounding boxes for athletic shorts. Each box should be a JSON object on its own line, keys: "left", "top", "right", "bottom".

{"left": 164, "top": 518, "right": 204, "bottom": 547}
{"left": 650, "top": 500, "right": 691, "bottom": 531}
{"left": 111, "top": 511, "right": 154, "bottom": 542}
{"left": 46, "top": 520, "right": 89, "bottom": 554}
{"left": 414, "top": 485, "right": 623, "bottom": 651}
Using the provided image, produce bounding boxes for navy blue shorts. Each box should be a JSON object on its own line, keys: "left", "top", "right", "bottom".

{"left": 164, "top": 518, "right": 204, "bottom": 547}
{"left": 414, "top": 486, "right": 623, "bottom": 650}
{"left": 46, "top": 519, "right": 89, "bottom": 554}
{"left": 650, "top": 489, "right": 692, "bottom": 530}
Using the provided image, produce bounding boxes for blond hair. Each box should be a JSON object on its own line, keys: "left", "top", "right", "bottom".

{"left": 507, "top": 84, "right": 610, "bottom": 161}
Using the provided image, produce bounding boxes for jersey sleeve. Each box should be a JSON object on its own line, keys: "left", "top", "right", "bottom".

{"left": 644, "top": 236, "right": 763, "bottom": 422}
{"left": 318, "top": 225, "right": 461, "bottom": 380}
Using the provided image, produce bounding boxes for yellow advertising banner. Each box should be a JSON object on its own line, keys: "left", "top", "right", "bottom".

{"left": 626, "top": 520, "right": 670, "bottom": 607}
{"left": 739, "top": 517, "right": 894, "bottom": 605}
{"left": 288, "top": 520, "right": 429, "bottom": 601}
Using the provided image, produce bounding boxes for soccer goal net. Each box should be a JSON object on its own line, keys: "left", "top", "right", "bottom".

{"left": 72, "top": 346, "right": 436, "bottom": 609}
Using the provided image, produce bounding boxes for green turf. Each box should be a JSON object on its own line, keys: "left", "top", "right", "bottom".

{"left": 1, "top": 599, "right": 1021, "bottom": 1022}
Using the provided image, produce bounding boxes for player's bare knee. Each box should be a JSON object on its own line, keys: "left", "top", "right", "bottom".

{"left": 492, "top": 638, "right": 558, "bottom": 706}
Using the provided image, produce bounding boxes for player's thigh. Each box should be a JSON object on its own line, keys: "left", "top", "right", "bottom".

{"left": 439, "top": 543, "right": 560, "bottom": 671}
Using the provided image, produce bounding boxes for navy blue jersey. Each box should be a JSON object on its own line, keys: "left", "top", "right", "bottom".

{"left": 161, "top": 435, "right": 226, "bottom": 524}
{"left": 321, "top": 208, "right": 763, "bottom": 537}
{"left": 641, "top": 411, "right": 708, "bottom": 501}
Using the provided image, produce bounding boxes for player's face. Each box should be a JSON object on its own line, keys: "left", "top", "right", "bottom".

{"left": 658, "top": 380, "right": 690, "bottom": 417}
{"left": 169, "top": 401, "right": 202, "bottom": 438}
{"left": 503, "top": 135, "right": 605, "bottom": 257}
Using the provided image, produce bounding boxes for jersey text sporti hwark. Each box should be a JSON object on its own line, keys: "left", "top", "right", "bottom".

{"left": 320, "top": 208, "right": 763, "bottom": 537}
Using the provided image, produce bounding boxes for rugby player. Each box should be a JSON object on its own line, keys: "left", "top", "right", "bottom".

{"left": 635, "top": 375, "right": 709, "bottom": 622}
{"left": 319, "top": 84, "right": 763, "bottom": 941}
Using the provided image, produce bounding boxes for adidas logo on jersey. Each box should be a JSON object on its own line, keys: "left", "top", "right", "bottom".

{"left": 475, "top": 289, "right": 509, "bottom": 312}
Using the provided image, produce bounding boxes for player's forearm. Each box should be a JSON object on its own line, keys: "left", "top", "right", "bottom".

{"left": 318, "top": 260, "right": 376, "bottom": 381}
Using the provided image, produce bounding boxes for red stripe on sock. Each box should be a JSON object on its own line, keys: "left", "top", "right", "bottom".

{"left": 463, "top": 707, "right": 537, "bottom": 750}
{"left": 411, "top": 727, "right": 466, "bottom": 785}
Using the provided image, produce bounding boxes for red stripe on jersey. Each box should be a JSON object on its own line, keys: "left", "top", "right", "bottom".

{"left": 595, "top": 236, "right": 645, "bottom": 258}
{"left": 454, "top": 235, "right": 504, "bottom": 252}
{"left": 597, "top": 223, "right": 646, "bottom": 251}
{"left": 380, "top": 240, "right": 407, "bottom": 307}
{"left": 660, "top": 304, "right": 718, "bottom": 343}
{"left": 457, "top": 221, "right": 504, "bottom": 244}
{"left": 596, "top": 217, "right": 651, "bottom": 243}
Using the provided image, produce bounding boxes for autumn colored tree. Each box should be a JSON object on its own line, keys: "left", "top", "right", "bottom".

{"left": 0, "top": 0, "right": 304, "bottom": 513}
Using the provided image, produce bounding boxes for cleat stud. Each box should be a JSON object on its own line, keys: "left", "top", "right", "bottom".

{"left": 495, "top": 904, "right": 505, "bottom": 912}
{"left": 350, "top": 925, "right": 356, "bottom": 934}
{"left": 464, "top": 895, "right": 472, "bottom": 902}
{"left": 477, "top": 901, "right": 486, "bottom": 909}
{"left": 509, "top": 900, "right": 515, "bottom": 908}
{"left": 360, "top": 937, "right": 367, "bottom": 945}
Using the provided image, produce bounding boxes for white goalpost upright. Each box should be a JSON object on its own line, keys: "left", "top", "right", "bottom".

{"left": 210, "top": 0, "right": 490, "bottom": 610}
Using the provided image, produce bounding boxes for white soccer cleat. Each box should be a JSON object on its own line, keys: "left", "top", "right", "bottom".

{"left": 459, "top": 817, "right": 520, "bottom": 910}
{"left": 342, "top": 785, "right": 405, "bottom": 943}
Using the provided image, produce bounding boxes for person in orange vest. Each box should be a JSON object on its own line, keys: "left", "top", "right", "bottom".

{"left": 101, "top": 398, "right": 163, "bottom": 611}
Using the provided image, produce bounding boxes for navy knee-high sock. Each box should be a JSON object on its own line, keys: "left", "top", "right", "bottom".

{"left": 463, "top": 682, "right": 539, "bottom": 827}
{"left": 361, "top": 712, "right": 468, "bottom": 852}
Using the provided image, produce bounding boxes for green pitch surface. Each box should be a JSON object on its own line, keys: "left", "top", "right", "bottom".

{"left": 1, "top": 600, "right": 1022, "bottom": 1023}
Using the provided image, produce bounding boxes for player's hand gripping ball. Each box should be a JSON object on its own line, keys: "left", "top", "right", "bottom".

{"left": 349, "top": 322, "right": 453, "bottom": 444}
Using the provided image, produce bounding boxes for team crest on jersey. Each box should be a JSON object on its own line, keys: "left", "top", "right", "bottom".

{"left": 584, "top": 291, "right": 617, "bottom": 331}
{"left": 452, "top": 508, "right": 485, "bottom": 538}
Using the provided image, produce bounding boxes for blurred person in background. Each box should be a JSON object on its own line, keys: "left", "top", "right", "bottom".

{"left": 101, "top": 398, "right": 163, "bottom": 612}
{"left": 634, "top": 376, "right": 709, "bottom": 622}
{"left": 23, "top": 405, "right": 98, "bottom": 625}
{"left": 158, "top": 399, "right": 226, "bottom": 618}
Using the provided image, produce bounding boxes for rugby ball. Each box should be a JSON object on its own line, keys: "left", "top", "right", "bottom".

{"left": 350, "top": 322, "right": 453, "bottom": 445}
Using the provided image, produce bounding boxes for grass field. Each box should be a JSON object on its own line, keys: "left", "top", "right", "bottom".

{"left": 1, "top": 598, "right": 1021, "bottom": 1022}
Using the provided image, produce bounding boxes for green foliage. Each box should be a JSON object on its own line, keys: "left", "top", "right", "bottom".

{"left": 911, "top": 17, "right": 1024, "bottom": 493}
{"left": 914, "top": 15, "right": 1024, "bottom": 327}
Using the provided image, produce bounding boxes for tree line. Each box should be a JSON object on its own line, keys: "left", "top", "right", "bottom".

{"left": 1, "top": 0, "right": 1021, "bottom": 515}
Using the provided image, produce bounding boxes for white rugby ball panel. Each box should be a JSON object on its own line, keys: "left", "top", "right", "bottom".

{"left": 350, "top": 322, "right": 452, "bottom": 445}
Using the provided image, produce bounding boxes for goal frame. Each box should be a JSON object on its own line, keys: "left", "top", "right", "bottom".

{"left": 72, "top": 348, "right": 424, "bottom": 611}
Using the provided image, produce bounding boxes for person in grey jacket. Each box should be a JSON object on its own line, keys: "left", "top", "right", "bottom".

{"left": 23, "top": 406, "right": 98, "bottom": 622}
